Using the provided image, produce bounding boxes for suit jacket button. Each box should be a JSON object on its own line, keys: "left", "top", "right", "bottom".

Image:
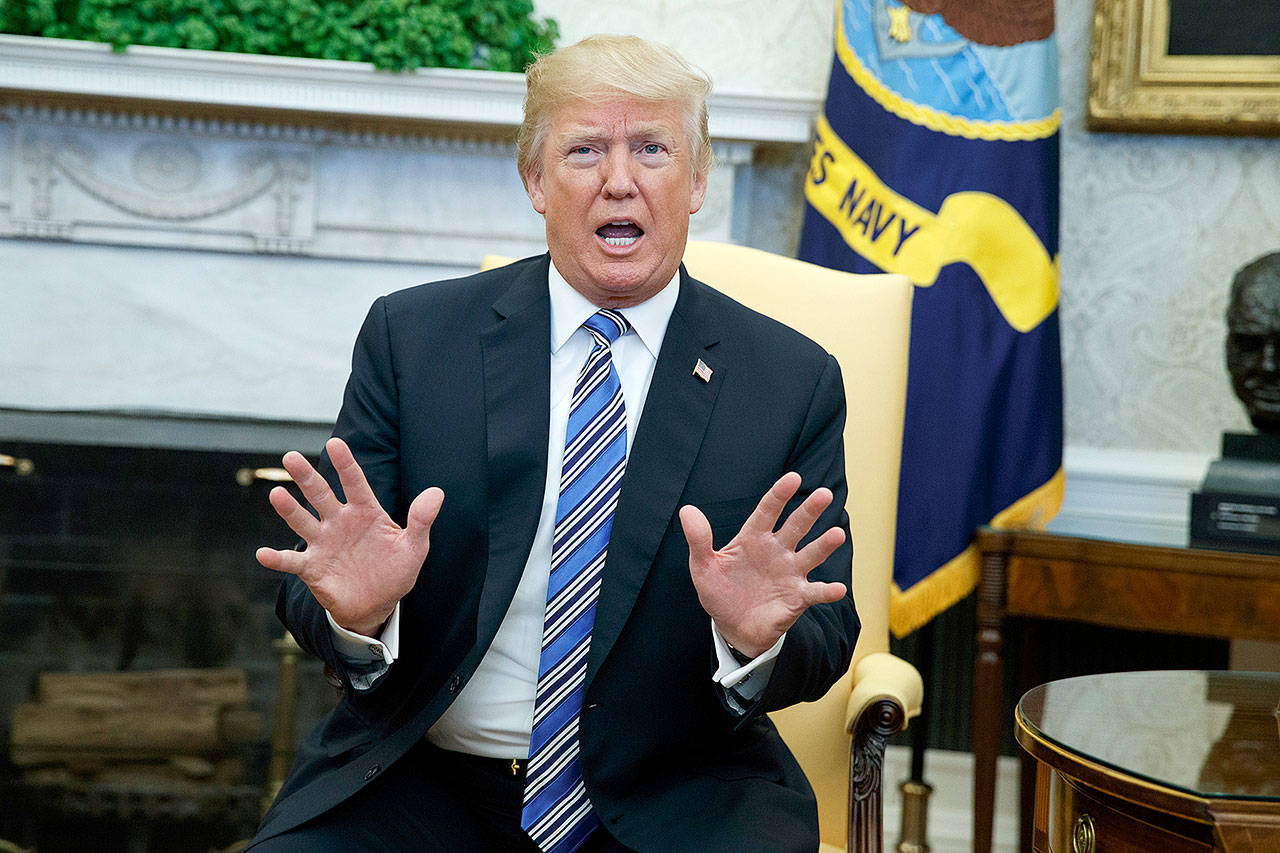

{"left": 448, "top": 675, "right": 462, "bottom": 694}
{"left": 364, "top": 764, "right": 380, "bottom": 781}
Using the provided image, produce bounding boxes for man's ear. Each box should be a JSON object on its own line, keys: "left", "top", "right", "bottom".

{"left": 689, "top": 170, "right": 708, "bottom": 216}
{"left": 527, "top": 169, "right": 547, "bottom": 215}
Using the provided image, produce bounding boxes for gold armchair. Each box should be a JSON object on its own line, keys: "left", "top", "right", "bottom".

{"left": 681, "top": 241, "right": 922, "bottom": 853}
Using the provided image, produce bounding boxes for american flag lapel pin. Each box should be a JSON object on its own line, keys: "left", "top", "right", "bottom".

{"left": 693, "top": 359, "right": 713, "bottom": 383}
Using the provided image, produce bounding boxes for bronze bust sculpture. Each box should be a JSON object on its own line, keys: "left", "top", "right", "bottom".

{"left": 1226, "top": 252, "right": 1280, "bottom": 436}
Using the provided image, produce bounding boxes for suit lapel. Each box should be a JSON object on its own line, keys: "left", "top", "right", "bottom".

{"left": 586, "top": 270, "right": 724, "bottom": 687}
{"left": 476, "top": 256, "right": 553, "bottom": 648}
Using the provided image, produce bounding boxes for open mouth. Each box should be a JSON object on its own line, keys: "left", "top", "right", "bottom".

{"left": 596, "top": 220, "right": 643, "bottom": 248}
{"left": 1243, "top": 382, "right": 1280, "bottom": 404}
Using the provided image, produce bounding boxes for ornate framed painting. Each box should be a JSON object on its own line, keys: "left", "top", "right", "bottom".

{"left": 1088, "top": 0, "right": 1280, "bottom": 135}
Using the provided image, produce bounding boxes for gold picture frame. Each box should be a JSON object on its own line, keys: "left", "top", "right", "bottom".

{"left": 1088, "top": 0, "right": 1280, "bottom": 135}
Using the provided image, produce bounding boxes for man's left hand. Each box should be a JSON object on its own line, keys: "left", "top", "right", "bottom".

{"left": 679, "top": 472, "right": 848, "bottom": 659}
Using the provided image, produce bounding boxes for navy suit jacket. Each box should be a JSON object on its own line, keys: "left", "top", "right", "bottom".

{"left": 255, "top": 254, "right": 859, "bottom": 851}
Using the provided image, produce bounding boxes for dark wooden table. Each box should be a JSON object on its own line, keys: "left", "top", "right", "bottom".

{"left": 972, "top": 528, "right": 1280, "bottom": 853}
{"left": 1015, "top": 671, "right": 1280, "bottom": 853}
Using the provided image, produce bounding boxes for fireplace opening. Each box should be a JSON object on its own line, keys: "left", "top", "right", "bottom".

{"left": 0, "top": 408, "right": 338, "bottom": 851}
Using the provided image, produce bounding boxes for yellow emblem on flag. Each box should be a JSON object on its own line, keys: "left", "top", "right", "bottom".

{"left": 805, "top": 115, "right": 1058, "bottom": 334}
{"left": 888, "top": 6, "right": 912, "bottom": 43}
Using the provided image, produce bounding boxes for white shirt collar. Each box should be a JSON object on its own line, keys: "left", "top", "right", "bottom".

{"left": 548, "top": 258, "right": 679, "bottom": 359}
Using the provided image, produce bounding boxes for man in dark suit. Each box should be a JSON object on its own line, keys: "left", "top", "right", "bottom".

{"left": 249, "top": 33, "right": 858, "bottom": 852}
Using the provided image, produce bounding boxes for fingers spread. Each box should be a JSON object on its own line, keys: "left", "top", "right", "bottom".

{"left": 678, "top": 505, "right": 714, "bottom": 567}
{"left": 282, "top": 450, "right": 341, "bottom": 518}
{"left": 327, "top": 437, "right": 379, "bottom": 509}
{"left": 795, "top": 523, "right": 846, "bottom": 569}
{"left": 405, "top": 487, "right": 445, "bottom": 556}
{"left": 257, "top": 546, "right": 305, "bottom": 575}
{"left": 741, "top": 471, "right": 803, "bottom": 535}
{"left": 268, "top": 485, "right": 321, "bottom": 542}
{"left": 776, "top": 486, "right": 834, "bottom": 550}
{"left": 802, "top": 579, "right": 848, "bottom": 607}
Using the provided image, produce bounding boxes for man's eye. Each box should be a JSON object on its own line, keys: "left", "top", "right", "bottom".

{"left": 572, "top": 146, "right": 593, "bottom": 155}
{"left": 642, "top": 143, "right": 663, "bottom": 155}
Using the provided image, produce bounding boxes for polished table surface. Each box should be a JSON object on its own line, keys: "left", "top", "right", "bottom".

{"left": 972, "top": 528, "right": 1280, "bottom": 853}
{"left": 1016, "top": 671, "right": 1280, "bottom": 852}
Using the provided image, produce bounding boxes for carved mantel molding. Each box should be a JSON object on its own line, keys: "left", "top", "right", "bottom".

{"left": 0, "top": 34, "right": 821, "bottom": 143}
{"left": 0, "top": 34, "right": 820, "bottom": 263}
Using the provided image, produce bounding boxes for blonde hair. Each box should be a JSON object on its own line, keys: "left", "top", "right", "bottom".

{"left": 517, "top": 35, "right": 714, "bottom": 187}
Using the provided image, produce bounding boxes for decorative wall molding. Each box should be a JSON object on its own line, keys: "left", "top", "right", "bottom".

{"left": 36, "top": 136, "right": 308, "bottom": 222}
{"left": 10, "top": 120, "right": 319, "bottom": 255}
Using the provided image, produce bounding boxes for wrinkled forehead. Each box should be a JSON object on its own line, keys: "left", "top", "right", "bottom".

{"left": 549, "top": 95, "right": 686, "bottom": 130}
{"left": 549, "top": 111, "right": 682, "bottom": 143}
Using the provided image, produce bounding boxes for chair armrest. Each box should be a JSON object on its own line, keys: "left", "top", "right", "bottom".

{"left": 843, "top": 652, "right": 923, "bottom": 853}
{"left": 845, "top": 651, "right": 923, "bottom": 735}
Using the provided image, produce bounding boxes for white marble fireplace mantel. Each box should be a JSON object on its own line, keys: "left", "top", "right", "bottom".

{"left": 0, "top": 35, "right": 819, "bottom": 423}
{"left": 0, "top": 34, "right": 819, "bottom": 261}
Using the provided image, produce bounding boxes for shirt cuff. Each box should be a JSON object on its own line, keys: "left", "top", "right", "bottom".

{"left": 326, "top": 603, "right": 401, "bottom": 665}
{"left": 711, "top": 622, "right": 783, "bottom": 706}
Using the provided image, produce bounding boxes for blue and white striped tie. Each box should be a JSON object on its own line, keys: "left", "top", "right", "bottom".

{"left": 522, "top": 309, "right": 631, "bottom": 852}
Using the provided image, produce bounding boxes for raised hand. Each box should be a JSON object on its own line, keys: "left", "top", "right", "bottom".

{"left": 679, "top": 472, "right": 847, "bottom": 658}
{"left": 256, "top": 436, "right": 443, "bottom": 637}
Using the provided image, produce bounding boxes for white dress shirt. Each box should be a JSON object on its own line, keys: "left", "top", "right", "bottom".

{"left": 329, "top": 261, "right": 780, "bottom": 757}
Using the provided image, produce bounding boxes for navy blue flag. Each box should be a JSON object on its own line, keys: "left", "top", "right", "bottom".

{"left": 798, "top": 0, "right": 1063, "bottom": 635}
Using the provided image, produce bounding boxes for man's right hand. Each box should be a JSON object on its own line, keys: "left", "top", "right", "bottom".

{"left": 256, "top": 436, "right": 443, "bottom": 637}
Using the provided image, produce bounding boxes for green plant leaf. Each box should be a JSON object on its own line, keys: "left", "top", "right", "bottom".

{"left": 3, "top": 0, "right": 558, "bottom": 71}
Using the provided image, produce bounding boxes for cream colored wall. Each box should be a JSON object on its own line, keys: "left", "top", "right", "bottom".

{"left": 531, "top": 0, "right": 835, "bottom": 97}
{"left": 536, "top": 0, "right": 1280, "bottom": 458}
